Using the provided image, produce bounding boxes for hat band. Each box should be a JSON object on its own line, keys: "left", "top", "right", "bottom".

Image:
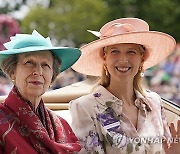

{"left": 100, "top": 23, "right": 137, "bottom": 39}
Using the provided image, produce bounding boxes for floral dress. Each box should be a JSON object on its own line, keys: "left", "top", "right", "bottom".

{"left": 69, "top": 85, "right": 171, "bottom": 154}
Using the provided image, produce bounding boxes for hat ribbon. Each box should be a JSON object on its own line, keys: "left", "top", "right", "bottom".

{"left": 3, "top": 30, "right": 52, "bottom": 50}
{"left": 88, "top": 23, "right": 137, "bottom": 39}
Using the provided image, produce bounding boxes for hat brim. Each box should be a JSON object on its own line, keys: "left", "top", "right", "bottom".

{"left": 72, "top": 31, "right": 176, "bottom": 76}
{"left": 0, "top": 46, "right": 81, "bottom": 72}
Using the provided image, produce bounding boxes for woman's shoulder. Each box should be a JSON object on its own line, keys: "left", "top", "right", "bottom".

{"left": 0, "top": 103, "right": 10, "bottom": 114}
{"left": 70, "top": 92, "right": 96, "bottom": 107}
{"left": 145, "top": 90, "right": 163, "bottom": 107}
{"left": 0, "top": 103, "right": 14, "bottom": 124}
{"left": 145, "top": 90, "right": 161, "bottom": 100}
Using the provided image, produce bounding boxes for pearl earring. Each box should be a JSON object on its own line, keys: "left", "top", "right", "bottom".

{"left": 12, "top": 79, "right": 15, "bottom": 84}
{"left": 140, "top": 72, "right": 144, "bottom": 77}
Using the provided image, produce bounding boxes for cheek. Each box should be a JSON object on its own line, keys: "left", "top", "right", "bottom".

{"left": 15, "top": 75, "right": 27, "bottom": 92}
{"left": 14, "top": 69, "right": 27, "bottom": 82}
{"left": 130, "top": 55, "right": 142, "bottom": 64}
{"left": 131, "top": 59, "right": 142, "bottom": 73}
{"left": 105, "top": 55, "right": 115, "bottom": 65}
{"left": 16, "top": 74, "right": 27, "bottom": 86}
{"left": 44, "top": 71, "right": 53, "bottom": 82}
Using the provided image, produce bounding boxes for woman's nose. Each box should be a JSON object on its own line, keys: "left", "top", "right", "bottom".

{"left": 32, "top": 65, "right": 43, "bottom": 76}
{"left": 119, "top": 54, "right": 128, "bottom": 63}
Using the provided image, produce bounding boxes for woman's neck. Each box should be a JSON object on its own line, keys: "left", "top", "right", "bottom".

{"left": 14, "top": 86, "right": 41, "bottom": 111}
{"left": 106, "top": 80, "right": 135, "bottom": 105}
{"left": 27, "top": 96, "right": 41, "bottom": 110}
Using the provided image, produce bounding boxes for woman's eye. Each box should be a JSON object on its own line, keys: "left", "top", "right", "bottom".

{"left": 42, "top": 63, "right": 51, "bottom": 69}
{"left": 25, "top": 61, "right": 33, "bottom": 65}
{"left": 128, "top": 50, "right": 136, "bottom": 54}
{"left": 111, "top": 49, "right": 119, "bottom": 54}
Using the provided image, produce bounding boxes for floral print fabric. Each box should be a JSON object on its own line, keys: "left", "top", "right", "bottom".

{"left": 0, "top": 87, "right": 81, "bottom": 154}
{"left": 69, "top": 85, "right": 171, "bottom": 154}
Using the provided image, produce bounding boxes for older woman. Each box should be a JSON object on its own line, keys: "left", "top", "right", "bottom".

{"left": 0, "top": 30, "right": 81, "bottom": 153}
{"left": 69, "top": 18, "right": 180, "bottom": 154}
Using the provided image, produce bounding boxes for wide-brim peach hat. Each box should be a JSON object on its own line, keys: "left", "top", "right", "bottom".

{"left": 72, "top": 18, "right": 176, "bottom": 76}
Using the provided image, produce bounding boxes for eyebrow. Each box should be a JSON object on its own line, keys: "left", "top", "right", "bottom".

{"left": 109, "top": 47, "right": 138, "bottom": 50}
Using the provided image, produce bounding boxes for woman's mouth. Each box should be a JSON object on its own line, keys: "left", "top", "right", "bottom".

{"left": 116, "top": 66, "right": 131, "bottom": 72}
{"left": 29, "top": 81, "right": 43, "bottom": 85}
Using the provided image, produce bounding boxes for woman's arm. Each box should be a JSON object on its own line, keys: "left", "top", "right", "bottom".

{"left": 69, "top": 100, "right": 105, "bottom": 154}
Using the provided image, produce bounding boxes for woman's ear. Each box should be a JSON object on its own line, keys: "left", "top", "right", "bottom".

{"left": 10, "top": 71, "right": 16, "bottom": 80}
{"left": 103, "top": 53, "right": 107, "bottom": 61}
{"left": 141, "top": 54, "right": 145, "bottom": 63}
{"left": 10, "top": 73, "right": 16, "bottom": 85}
{"left": 100, "top": 49, "right": 106, "bottom": 62}
{"left": 140, "top": 59, "right": 144, "bottom": 67}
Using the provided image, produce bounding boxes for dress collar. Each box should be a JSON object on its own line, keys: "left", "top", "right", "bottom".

{"left": 93, "top": 85, "right": 152, "bottom": 115}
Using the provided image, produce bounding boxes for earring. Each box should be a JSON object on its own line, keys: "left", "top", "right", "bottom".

{"left": 12, "top": 79, "right": 15, "bottom": 84}
{"left": 104, "top": 64, "right": 108, "bottom": 76}
{"left": 140, "top": 72, "right": 144, "bottom": 77}
{"left": 139, "top": 66, "right": 144, "bottom": 77}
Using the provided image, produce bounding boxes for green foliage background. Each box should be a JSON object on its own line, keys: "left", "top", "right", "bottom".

{"left": 1, "top": 0, "right": 180, "bottom": 47}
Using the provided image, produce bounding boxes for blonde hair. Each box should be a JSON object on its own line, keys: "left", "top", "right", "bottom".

{"left": 100, "top": 44, "right": 146, "bottom": 96}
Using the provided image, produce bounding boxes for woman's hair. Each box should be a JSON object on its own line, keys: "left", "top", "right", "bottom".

{"left": 0, "top": 51, "right": 61, "bottom": 83}
{"left": 51, "top": 53, "right": 61, "bottom": 82}
{"left": 100, "top": 44, "right": 146, "bottom": 96}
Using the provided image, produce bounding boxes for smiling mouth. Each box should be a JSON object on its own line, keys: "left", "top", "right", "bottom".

{"left": 116, "top": 67, "right": 131, "bottom": 72}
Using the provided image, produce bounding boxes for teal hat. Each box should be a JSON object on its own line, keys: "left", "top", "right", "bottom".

{"left": 0, "top": 30, "right": 81, "bottom": 72}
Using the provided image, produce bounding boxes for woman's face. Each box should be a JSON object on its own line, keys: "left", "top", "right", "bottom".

{"left": 12, "top": 51, "right": 53, "bottom": 100}
{"left": 104, "top": 43, "right": 143, "bottom": 83}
